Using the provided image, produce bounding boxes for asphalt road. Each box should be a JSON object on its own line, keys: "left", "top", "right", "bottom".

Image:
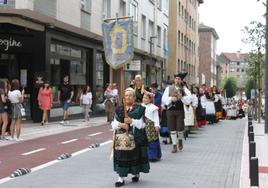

{"left": 0, "top": 119, "right": 246, "bottom": 188}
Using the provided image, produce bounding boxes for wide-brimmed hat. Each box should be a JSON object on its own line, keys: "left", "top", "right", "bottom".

{"left": 174, "top": 72, "right": 188, "bottom": 80}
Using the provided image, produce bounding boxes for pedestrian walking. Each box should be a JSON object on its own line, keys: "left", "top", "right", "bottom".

{"left": 104, "top": 83, "right": 114, "bottom": 123}
{"left": 142, "top": 92, "right": 162, "bottom": 161}
{"left": 0, "top": 80, "right": 9, "bottom": 141}
{"left": 183, "top": 85, "right": 198, "bottom": 137}
{"left": 38, "top": 81, "right": 53, "bottom": 125}
{"left": 111, "top": 87, "right": 150, "bottom": 187}
{"left": 162, "top": 72, "right": 190, "bottom": 153}
{"left": 8, "top": 79, "right": 24, "bottom": 141}
{"left": 80, "top": 85, "right": 92, "bottom": 123}
{"left": 58, "top": 75, "right": 74, "bottom": 125}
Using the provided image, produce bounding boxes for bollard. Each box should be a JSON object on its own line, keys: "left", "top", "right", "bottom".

{"left": 249, "top": 141, "right": 256, "bottom": 158}
{"left": 248, "top": 132, "right": 254, "bottom": 143}
{"left": 250, "top": 157, "right": 259, "bottom": 187}
{"left": 248, "top": 125, "right": 254, "bottom": 136}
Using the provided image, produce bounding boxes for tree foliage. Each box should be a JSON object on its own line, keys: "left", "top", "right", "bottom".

{"left": 224, "top": 77, "right": 237, "bottom": 98}
{"left": 245, "top": 77, "right": 255, "bottom": 99}
{"left": 242, "top": 21, "right": 265, "bottom": 90}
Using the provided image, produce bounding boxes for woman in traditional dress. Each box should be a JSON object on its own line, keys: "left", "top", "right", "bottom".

{"left": 133, "top": 75, "right": 145, "bottom": 103}
{"left": 196, "top": 87, "right": 207, "bottom": 127}
{"left": 183, "top": 85, "right": 198, "bottom": 137}
{"left": 142, "top": 92, "right": 162, "bottom": 162}
{"left": 111, "top": 88, "right": 150, "bottom": 187}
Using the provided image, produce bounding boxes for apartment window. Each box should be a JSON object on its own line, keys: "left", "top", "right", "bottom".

{"left": 237, "top": 68, "right": 240, "bottom": 72}
{"left": 157, "top": 0, "right": 162, "bottom": 9}
{"left": 181, "top": 32, "right": 183, "bottom": 44}
{"left": 102, "top": 0, "right": 111, "bottom": 17}
{"left": 241, "top": 69, "right": 244, "bottom": 72}
{"left": 149, "top": 0, "right": 155, "bottom": 4}
{"left": 130, "top": 1, "right": 138, "bottom": 34}
{"left": 178, "top": 31, "right": 180, "bottom": 45}
{"left": 237, "top": 62, "right": 240, "bottom": 65}
{"left": 162, "top": 0, "right": 169, "bottom": 14}
{"left": 181, "top": 5, "right": 184, "bottom": 18}
{"left": 178, "top": 2, "right": 181, "bottom": 16}
{"left": 189, "top": 16, "right": 192, "bottom": 27}
{"left": 119, "top": 0, "right": 126, "bottom": 16}
{"left": 148, "top": 20, "right": 154, "bottom": 42}
{"left": 184, "top": 35, "right": 187, "bottom": 47}
{"left": 81, "top": 0, "right": 92, "bottom": 13}
{"left": 141, "top": 15, "right": 146, "bottom": 39}
{"left": 157, "top": 26, "right": 161, "bottom": 46}
{"left": 184, "top": 9, "right": 187, "bottom": 22}
{"left": 163, "top": 24, "right": 168, "bottom": 48}
{"left": 178, "top": 59, "right": 180, "bottom": 72}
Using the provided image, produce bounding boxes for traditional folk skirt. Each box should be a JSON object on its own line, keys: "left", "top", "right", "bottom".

{"left": 144, "top": 118, "right": 162, "bottom": 161}
{"left": 114, "top": 128, "right": 150, "bottom": 177}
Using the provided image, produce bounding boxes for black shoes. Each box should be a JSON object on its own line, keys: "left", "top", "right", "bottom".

{"left": 132, "top": 176, "right": 139, "bottom": 182}
{"left": 115, "top": 180, "right": 125, "bottom": 187}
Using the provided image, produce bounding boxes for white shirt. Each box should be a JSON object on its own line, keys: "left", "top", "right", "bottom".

{"left": 80, "top": 92, "right": 92, "bottom": 105}
{"left": 8, "top": 90, "right": 22, "bottom": 104}
{"left": 142, "top": 103, "right": 160, "bottom": 127}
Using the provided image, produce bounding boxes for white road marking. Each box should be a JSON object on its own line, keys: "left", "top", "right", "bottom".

{"left": 61, "top": 139, "right": 78, "bottom": 144}
{"left": 88, "top": 132, "right": 103, "bottom": 137}
{"left": 21, "top": 148, "right": 46, "bottom": 156}
{"left": 0, "top": 139, "right": 113, "bottom": 185}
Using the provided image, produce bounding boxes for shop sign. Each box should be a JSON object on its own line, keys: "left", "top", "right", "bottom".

{"left": 125, "top": 60, "right": 141, "bottom": 71}
{"left": 0, "top": 37, "right": 22, "bottom": 51}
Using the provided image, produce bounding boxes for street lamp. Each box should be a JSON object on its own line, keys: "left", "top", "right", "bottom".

{"left": 148, "top": 36, "right": 157, "bottom": 85}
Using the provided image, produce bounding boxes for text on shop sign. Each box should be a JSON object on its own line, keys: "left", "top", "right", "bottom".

{"left": 0, "top": 38, "right": 22, "bottom": 51}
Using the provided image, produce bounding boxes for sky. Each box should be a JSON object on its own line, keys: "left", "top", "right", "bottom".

{"left": 199, "top": 0, "right": 266, "bottom": 54}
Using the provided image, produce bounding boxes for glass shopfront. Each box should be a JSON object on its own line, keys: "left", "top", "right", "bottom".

{"left": 49, "top": 41, "right": 87, "bottom": 105}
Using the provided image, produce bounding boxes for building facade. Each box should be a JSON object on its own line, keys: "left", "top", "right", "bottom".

{"left": 0, "top": 0, "right": 168, "bottom": 121}
{"left": 221, "top": 52, "right": 249, "bottom": 89}
{"left": 167, "top": 0, "right": 203, "bottom": 85}
{"left": 198, "top": 24, "right": 219, "bottom": 87}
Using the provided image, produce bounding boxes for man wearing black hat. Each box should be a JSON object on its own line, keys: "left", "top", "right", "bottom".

{"left": 162, "top": 72, "right": 188, "bottom": 153}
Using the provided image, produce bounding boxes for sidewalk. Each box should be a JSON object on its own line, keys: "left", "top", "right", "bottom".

{"left": 240, "top": 120, "right": 268, "bottom": 188}
{"left": 0, "top": 116, "right": 107, "bottom": 147}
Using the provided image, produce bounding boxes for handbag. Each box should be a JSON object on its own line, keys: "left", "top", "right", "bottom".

{"left": 20, "top": 104, "right": 26, "bottom": 117}
{"left": 114, "top": 130, "right": 135, "bottom": 151}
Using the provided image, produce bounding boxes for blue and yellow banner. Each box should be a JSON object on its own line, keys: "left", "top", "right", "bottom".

{"left": 102, "top": 18, "right": 134, "bottom": 69}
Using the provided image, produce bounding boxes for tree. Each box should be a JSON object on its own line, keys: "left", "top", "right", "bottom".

{"left": 242, "top": 20, "right": 265, "bottom": 123}
{"left": 245, "top": 77, "right": 255, "bottom": 99}
{"left": 224, "top": 77, "right": 237, "bottom": 98}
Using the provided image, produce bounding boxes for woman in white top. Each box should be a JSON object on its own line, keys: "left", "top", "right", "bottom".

{"left": 8, "top": 79, "right": 24, "bottom": 141}
{"left": 80, "top": 85, "right": 92, "bottom": 123}
{"left": 142, "top": 92, "right": 162, "bottom": 161}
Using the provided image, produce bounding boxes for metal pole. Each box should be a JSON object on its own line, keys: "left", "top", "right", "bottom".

{"left": 265, "top": 0, "right": 268, "bottom": 134}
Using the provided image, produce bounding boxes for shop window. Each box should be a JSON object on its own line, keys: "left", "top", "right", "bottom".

{"left": 95, "top": 52, "right": 104, "bottom": 103}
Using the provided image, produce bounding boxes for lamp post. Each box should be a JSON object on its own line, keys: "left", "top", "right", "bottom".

{"left": 149, "top": 36, "right": 157, "bottom": 85}
{"left": 265, "top": 0, "right": 268, "bottom": 133}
